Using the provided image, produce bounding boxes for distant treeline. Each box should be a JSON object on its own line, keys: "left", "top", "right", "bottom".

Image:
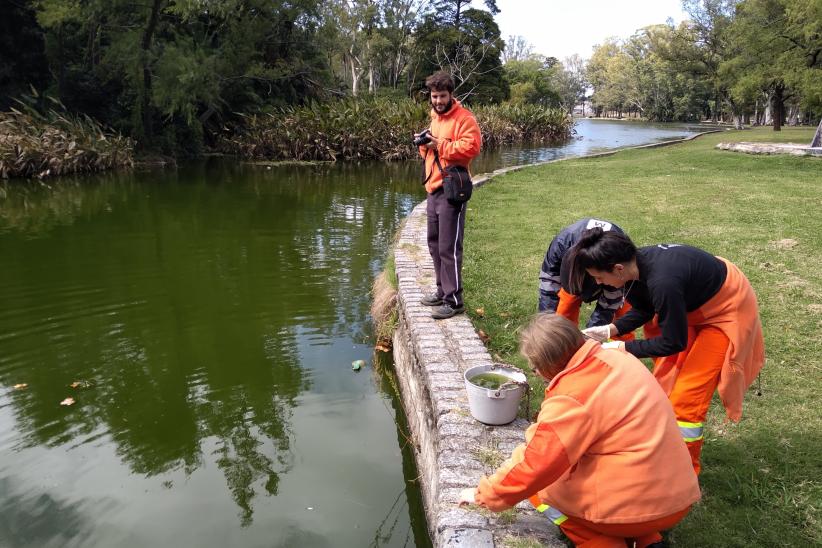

{"left": 0, "top": 1, "right": 517, "bottom": 156}
{"left": 585, "top": 0, "right": 821, "bottom": 128}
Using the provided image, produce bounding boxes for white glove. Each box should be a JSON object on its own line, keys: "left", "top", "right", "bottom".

{"left": 581, "top": 325, "right": 610, "bottom": 342}
{"left": 602, "top": 341, "right": 625, "bottom": 350}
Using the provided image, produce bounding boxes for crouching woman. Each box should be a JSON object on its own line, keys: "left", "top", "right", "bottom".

{"left": 462, "top": 314, "right": 700, "bottom": 548}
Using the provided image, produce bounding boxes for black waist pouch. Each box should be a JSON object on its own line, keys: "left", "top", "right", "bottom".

{"left": 435, "top": 152, "right": 472, "bottom": 203}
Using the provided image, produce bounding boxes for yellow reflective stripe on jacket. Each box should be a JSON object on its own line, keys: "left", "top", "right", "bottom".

{"left": 545, "top": 506, "right": 568, "bottom": 525}
{"left": 533, "top": 502, "right": 568, "bottom": 525}
{"left": 677, "top": 420, "right": 704, "bottom": 442}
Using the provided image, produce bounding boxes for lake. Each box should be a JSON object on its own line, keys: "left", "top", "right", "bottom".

{"left": 0, "top": 120, "right": 707, "bottom": 547}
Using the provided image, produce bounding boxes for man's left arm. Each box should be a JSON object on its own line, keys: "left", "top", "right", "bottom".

{"left": 437, "top": 115, "right": 481, "bottom": 162}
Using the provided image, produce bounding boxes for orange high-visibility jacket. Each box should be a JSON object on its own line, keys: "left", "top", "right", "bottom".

{"left": 419, "top": 100, "right": 482, "bottom": 194}
{"left": 652, "top": 257, "right": 765, "bottom": 422}
{"left": 475, "top": 340, "right": 701, "bottom": 523}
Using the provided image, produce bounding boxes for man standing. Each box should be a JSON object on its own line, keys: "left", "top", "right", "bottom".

{"left": 417, "top": 71, "right": 482, "bottom": 319}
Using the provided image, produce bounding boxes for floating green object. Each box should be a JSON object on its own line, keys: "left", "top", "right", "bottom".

{"left": 352, "top": 359, "right": 366, "bottom": 371}
{"left": 469, "top": 372, "right": 516, "bottom": 390}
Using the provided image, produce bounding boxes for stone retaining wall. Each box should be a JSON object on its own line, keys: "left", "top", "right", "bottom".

{"left": 716, "top": 141, "right": 822, "bottom": 157}
{"left": 389, "top": 130, "right": 723, "bottom": 547}
{"left": 392, "top": 197, "right": 564, "bottom": 548}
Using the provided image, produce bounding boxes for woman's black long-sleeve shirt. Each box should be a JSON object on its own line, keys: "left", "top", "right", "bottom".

{"left": 614, "top": 244, "right": 727, "bottom": 358}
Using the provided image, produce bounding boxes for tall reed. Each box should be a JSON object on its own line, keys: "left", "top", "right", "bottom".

{"left": 222, "top": 98, "right": 573, "bottom": 161}
{"left": 0, "top": 105, "right": 134, "bottom": 180}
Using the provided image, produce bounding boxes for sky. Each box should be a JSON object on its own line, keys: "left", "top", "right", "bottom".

{"left": 491, "top": 0, "right": 690, "bottom": 61}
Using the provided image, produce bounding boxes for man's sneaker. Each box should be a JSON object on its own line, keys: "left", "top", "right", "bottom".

{"left": 431, "top": 304, "right": 465, "bottom": 319}
{"left": 420, "top": 293, "right": 443, "bottom": 306}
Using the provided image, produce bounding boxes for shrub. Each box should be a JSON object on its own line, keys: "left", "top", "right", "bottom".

{"left": 0, "top": 103, "right": 134, "bottom": 179}
{"left": 221, "top": 97, "right": 573, "bottom": 161}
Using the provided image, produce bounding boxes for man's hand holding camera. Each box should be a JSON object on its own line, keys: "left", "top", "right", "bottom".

{"left": 413, "top": 129, "right": 439, "bottom": 150}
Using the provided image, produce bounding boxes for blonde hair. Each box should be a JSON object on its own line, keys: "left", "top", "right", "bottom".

{"left": 520, "top": 314, "right": 585, "bottom": 379}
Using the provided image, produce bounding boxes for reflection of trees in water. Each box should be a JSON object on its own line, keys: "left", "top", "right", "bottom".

{"left": 370, "top": 351, "right": 433, "bottom": 548}
{"left": 0, "top": 159, "right": 421, "bottom": 526}
{"left": 0, "top": 172, "right": 137, "bottom": 235}
{"left": 240, "top": 160, "right": 423, "bottom": 343}
{"left": 211, "top": 394, "right": 293, "bottom": 527}
{"left": 0, "top": 477, "right": 94, "bottom": 547}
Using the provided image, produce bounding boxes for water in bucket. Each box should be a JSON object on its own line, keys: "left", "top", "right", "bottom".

{"left": 468, "top": 372, "right": 516, "bottom": 390}
{"left": 464, "top": 365, "right": 527, "bottom": 425}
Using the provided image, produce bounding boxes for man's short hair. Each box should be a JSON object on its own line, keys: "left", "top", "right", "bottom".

{"left": 425, "top": 71, "right": 455, "bottom": 93}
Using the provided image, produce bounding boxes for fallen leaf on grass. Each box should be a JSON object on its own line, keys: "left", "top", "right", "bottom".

{"left": 498, "top": 312, "right": 510, "bottom": 318}
{"left": 375, "top": 343, "right": 392, "bottom": 353}
{"left": 60, "top": 397, "right": 75, "bottom": 406}
{"left": 13, "top": 383, "right": 28, "bottom": 390}
{"left": 474, "top": 307, "right": 485, "bottom": 317}
{"left": 477, "top": 329, "right": 490, "bottom": 343}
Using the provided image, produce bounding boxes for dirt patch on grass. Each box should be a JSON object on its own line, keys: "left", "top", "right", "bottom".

{"left": 772, "top": 238, "right": 799, "bottom": 250}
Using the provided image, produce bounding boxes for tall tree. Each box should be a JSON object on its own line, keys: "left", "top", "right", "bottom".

{"left": 502, "top": 35, "right": 533, "bottom": 63}
{"left": 678, "top": 0, "right": 737, "bottom": 122}
{"left": 505, "top": 55, "right": 562, "bottom": 107}
{"left": 414, "top": 6, "right": 508, "bottom": 103}
{"left": 722, "top": 0, "right": 822, "bottom": 131}
{"left": 430, "top": 0, "right": 499, "bottom": 31}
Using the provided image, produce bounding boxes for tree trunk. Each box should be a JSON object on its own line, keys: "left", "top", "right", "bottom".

{"left": 350, "top": 59, "right": 359, "bottom": 96}
{"left": 140, "top": 0, "right": 164, "bottom": 143}
{"left": 57, "top": 25, "right": 65, "bottom": 99}
{"left": 812, "top": 118, "right": 822, "bottom": 148}
{"left": 772, "top": 85, "right": 784, "bottom": 131}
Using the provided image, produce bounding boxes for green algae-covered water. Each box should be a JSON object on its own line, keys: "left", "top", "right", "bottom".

{"left": 468, "top": 373, "right": 516, "bottom": 390}
{"left": 0, "top": 160, "right": 430, "bottom": 548}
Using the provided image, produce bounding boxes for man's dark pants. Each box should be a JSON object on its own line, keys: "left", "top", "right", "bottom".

{"left": 426, "top": 188, "right": 466, "bottom": 308}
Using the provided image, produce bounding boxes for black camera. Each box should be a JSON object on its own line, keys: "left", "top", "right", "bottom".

{"left": 413, "top": 129, "right": 432, "bottom": 146}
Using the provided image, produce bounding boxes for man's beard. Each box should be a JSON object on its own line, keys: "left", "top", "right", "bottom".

{"left": 433, "top": 99, "right": 453, "bottom": 113}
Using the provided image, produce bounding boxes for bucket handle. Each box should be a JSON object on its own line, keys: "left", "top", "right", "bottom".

{"left": 488, "top": 364, "right": 533, "bottom": 419}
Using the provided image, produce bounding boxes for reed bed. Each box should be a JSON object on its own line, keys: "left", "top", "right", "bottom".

{"left": 222, "top": 98, "right": 573, "bottom": 161}
{"left": 0, "top": 108, "right": 134, "bottom": 180}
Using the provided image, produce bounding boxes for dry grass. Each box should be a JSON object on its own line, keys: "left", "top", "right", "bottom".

{"left": 371, "top": 270, "right": 398, "bottom": 348}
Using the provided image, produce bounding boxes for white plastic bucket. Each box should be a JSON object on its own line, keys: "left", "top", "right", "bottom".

{"left": 464, "top": 364, "right": 527, "bottom": 425}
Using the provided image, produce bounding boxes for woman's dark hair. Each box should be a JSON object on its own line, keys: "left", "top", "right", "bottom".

{"left": 425, "top": 71, "right": 455, "bottom": 92}
{"left": 566, "top": 227, "right": 637, "bottom": 293}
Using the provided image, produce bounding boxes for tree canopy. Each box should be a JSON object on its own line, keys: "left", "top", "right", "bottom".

{"left": 586, "top": 0, "right": 821, "bottom": 128}
{"left": 0, "top": 0, "right": 516, "bottom": 153}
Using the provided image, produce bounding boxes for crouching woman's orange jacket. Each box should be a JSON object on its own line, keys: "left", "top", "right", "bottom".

{"left": 475, "top": 340, "right": 701, "bottom": 524}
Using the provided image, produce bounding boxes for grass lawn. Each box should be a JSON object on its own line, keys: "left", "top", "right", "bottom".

{"left": 462, "top": 127, "right": 821, "bottom": 547}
